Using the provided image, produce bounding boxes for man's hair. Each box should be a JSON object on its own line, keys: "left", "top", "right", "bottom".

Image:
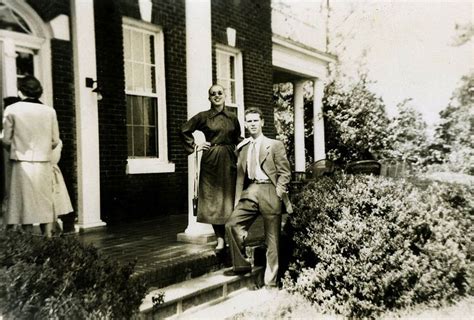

{"left": 244, "top": 107, "right": 263, "bottom": 119}
{"left": 18, "top": 75, "right": 43, "bottom": 99}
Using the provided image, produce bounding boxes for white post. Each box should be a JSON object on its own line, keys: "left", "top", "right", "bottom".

{"left": 2, "top": 39, "right": 17, "bottom": 97}
{"left": 313, "top": 78, "right": 326, "bottom": 161}
{"left": 293, "top": 80, "right": 306, "bottom": 174}
{"left": 71, "top": 0, "right": 105, "bottom": 230}
{"left": 177, "top": 0, "right": 214, "bottom": 243}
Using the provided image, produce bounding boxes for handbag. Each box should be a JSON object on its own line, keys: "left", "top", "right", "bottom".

{"left": 192, "top": 145, "right": 200, "bottom": 216}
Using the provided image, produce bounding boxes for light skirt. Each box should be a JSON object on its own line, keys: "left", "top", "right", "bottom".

{"left": 52, "top": 165, "right": 73, "bottom": 216}
{"left": 5, "top": 161, "right": 54, "bottom": 225}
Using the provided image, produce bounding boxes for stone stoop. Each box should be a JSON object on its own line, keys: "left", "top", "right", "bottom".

{"left": 139, "top": 266, "right": 264, "bottom": 319}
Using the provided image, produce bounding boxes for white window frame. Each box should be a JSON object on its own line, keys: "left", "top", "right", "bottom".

{"left": 122, "top": 17, "right": 174, "bottom": 174}
{"left": 216, "top": 44, "right": 245, "bottom": 132}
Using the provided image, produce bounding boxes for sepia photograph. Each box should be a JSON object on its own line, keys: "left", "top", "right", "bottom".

{"left": 0, "top": 0, "right": 472, "bottom": 319}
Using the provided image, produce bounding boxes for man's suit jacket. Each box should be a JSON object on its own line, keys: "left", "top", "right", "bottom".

{"left": 2, "top": 101, "right": 60, "bottom": 162}
{"left": 235, "top": 136, "right": 293, "bottom": 213}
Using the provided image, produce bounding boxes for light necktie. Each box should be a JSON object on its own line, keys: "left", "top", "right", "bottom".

{"left": 248, "top": 141, "right": 257, "bottom": 180}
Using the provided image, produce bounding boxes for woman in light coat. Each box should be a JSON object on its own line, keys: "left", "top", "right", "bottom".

{"left": 1, "top": 76, "right": 60, "bottom": 237}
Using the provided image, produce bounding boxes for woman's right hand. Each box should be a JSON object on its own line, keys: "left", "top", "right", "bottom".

{"left": 196, "top": 142, "right": 211, "bottom": 152}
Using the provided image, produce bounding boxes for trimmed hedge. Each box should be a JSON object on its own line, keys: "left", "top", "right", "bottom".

{"left": 0, "top": 232, "right": 147, "bottom": 319}
{"left": 283, "top": 174, "right": 472, "bottom": 318}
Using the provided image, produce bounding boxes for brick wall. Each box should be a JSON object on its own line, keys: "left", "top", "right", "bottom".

{"left": 211, "top": 0, "right": 275, "bottom": 138}
{"left": 94, "top": 0, "right": 188, "bottom": 223}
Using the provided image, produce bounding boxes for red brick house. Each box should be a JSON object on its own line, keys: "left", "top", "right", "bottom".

{"left": 0, "top": 0, "right": 335, "bottom": 236}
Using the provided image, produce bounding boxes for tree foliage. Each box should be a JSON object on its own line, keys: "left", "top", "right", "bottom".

{"left": 323, "top": 76, "right": 391, "bottom": 166}
{"left": 386, "top": 98, "right": 429, "bottom": 165}
{"left": 430, "top": 71, "right": 474, "bottom": 173}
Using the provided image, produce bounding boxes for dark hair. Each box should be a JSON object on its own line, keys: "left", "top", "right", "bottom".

{"left": 3, "top": 96, "right": 21, "bottom": 107}
{"left": 244, "top": 107, "right": 263, "bottom": 119}
{"left": 208, "top": 84, "right": 224, "bottom": 95}
{"left": 18, "top": 75, "right": 43, "bottom": 99}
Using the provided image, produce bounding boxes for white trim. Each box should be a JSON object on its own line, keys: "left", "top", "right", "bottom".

{"left": 0, "top": 0, "right": 53, "bottom": 106}
{"left": 126, "top": 158, "right": 175, "bottom": 174}
{"left": 71, "top": 0, "right": 104, "bottom": 229}
{"left": 215, "top": 43, "right": 245, "bottom": 133}
{"left": 138, "top": 0, "right": 153, "bottom": 23}
{"left": 273, "top": 35, "right": 333, "bottom": 81}
{"left": 183, "top": 0, "right": 214, "bottom": 239}
{"left": 122, "top": 17, "right": 171, "bottom": 170}
{"left": 49, "top": 14, "right": 70, "bottom": 41}
{"left": 273, "top": 35, "right": 336, "bottom": 64}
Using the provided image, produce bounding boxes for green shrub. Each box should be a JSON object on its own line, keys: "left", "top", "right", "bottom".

{"left": 0, "top": 232, "right": 147, "bottom": 319}
{"left": 283, "top": 174, "right": 472, "bottom": 318}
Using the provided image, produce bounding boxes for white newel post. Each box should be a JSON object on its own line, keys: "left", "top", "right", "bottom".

{"left": 293, "top": 80, "right": 306, "bottom": 176}
{"left": 177, "top": 0, "right": 214, "bottom": 243}
{"left": 313, "top": 79, "right": 326, "bottom": 161}
{"left": 71, "top": 0, "right": 105, "bottom": 230}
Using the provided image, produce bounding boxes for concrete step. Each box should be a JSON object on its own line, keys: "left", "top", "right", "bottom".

{"left": 139, "top": 266, "right": 264, "bottom": 319}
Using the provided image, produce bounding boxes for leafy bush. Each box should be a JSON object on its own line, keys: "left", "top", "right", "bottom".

{"left": 0, "top": 232, "right": 147, "bottom": 319}
{"left": 283, "top": 174, "right": 472, "bottom": 318}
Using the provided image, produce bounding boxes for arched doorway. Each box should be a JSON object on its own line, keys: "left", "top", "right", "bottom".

{"left": 0, "top": 0, "right": 53, "bottom": 212}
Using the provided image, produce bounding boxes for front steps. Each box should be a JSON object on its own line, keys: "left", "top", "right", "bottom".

{"left": 139, "top": 266, "right": 264, "bottom": 319}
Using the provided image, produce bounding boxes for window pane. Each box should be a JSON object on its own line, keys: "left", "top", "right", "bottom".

{"left": 144, "top": 64, "right": 156, "bottom": 93}
{"left": 132, "top": 96, "right": 144, "bottom": 125}
{"left": 123, "top": 28, "right": 131, "bottom": 60}
{"left": 16, "top": 51, "right": 34, "bottom": 77}
{"left": 229, "top": 56, "right": 235, "bottom": 79}
{"left": 133, "top": 126, "right": 145, "bottom": 156}
{"left": 133, "top": 62, "right": 145, "bottom": 92}
{"left": 126, "top": 95, "right": 133, "bottom": 125}
{"left": 143, "top": 97, "right": 156, "bottom": 126}
{"left": 230, "top": 81, "right": 236, "bottom": 104}
{"left": 127, "top": 125, "right": 133, "bottom": 156}
{"left": 145, "top": 126, "right": 157, "bottom": 157}
{"left": 131, "top": 30, "right": 143, "bottom": 62}
{"left": 144, "top": 34, "right": 155, "bottom": 64}
{"left": 125, "top": 61, "right": 132, "bottom": 90}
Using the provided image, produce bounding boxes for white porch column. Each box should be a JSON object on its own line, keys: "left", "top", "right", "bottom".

{"left": 313, "top": 78, "right": 326, "bottom": 161}
{"left": 2, "top": 39, "right": 17, "bottom": 97}
{"left": 177, "top": 0, "right": 214, "bottom": 243}
{"left": 293, "top": 80, "right": 306, "bottom": 174}
{"left": 71, "top": 0, "right": 105, "bottom": 230}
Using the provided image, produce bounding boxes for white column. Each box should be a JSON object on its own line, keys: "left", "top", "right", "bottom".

{"left": 313, "top": 79, "right": 326, "bottom": 161}
{"left": 177, "top": 0, "right": 214, "bottom": 243}
{"left": 2, "top": 39, "right": 17, "bottom": 97}
{"left": 293, "top": 80, "right": 306, "bottom": 174}
{"left": 71, "top": 0, "right": 105, "bottom": 230}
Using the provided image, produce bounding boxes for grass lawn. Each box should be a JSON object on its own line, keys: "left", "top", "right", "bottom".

{"left": 229, "top": 289, "right": 473, "bottom": 320}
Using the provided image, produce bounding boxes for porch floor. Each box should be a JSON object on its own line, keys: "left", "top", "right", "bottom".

{"left": 78, "top": 214, "right": 217, "bottom": 280}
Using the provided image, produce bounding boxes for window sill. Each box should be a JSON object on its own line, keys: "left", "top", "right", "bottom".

{"left": 126, "top": 158, "right": 175, "bottom": 174}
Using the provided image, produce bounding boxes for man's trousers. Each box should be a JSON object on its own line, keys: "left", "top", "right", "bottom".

{"left": 225, "top": 183, "right": 282, "bottom": 286}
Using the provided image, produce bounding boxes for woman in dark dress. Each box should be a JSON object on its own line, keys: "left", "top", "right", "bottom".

{"left": 181, "top": 84, "right": 242, "bottom": 252}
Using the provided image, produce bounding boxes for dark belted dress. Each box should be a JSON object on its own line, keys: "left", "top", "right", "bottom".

{"left": 181, "top": 107, "right": 242, "bottom": 224}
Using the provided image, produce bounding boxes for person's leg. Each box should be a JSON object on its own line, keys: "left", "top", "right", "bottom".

{"left": 259, "top": 184, "right": 283, "bottom": 287}
{"left": 262, "top": 213, "right": 282, "bottom": 286}
{"left": 212, "top": 224, "right": 226, "bottom": 251}
{"left": 22, "top": 224, "right": 34, "bottom": 233}
{"left": 40, "top": 223, "right": 53, "bottom": 238}
{"left": 225, "top": 199, "right": 258, "bottom": 272}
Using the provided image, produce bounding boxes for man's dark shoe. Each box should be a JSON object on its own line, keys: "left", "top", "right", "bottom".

{"left": 223, "top": 268, "right": 251, "bottom": 276}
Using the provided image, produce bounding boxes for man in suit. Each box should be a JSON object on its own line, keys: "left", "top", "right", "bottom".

{"left": 225, "top": 107, "right": 292, "bottom": 288}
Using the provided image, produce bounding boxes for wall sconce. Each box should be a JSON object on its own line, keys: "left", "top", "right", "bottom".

{"left": 85, "top": 77, "right": 103, "bottom": 101}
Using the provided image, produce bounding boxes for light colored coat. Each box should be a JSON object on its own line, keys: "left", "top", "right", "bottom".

{"left": 235, "top": 136, "right": 293, "bottom": 213}
{"left": 2, "top": 101, "right": 60, "bottom": 161}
